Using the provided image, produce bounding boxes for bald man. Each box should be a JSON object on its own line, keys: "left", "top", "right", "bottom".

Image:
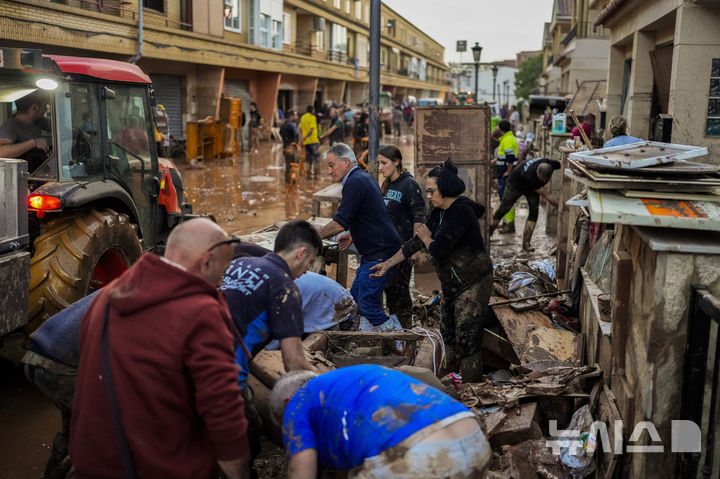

{"left": 69, "top": 218, "right": 250, "bottom": 479}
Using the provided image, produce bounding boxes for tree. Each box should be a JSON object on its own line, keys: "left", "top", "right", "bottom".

{"left": 514, "top": 54, "right": 543, "bottom": 101}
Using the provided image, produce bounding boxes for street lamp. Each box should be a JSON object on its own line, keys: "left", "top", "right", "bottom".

{"left": 503, "top": 80, "right": 509, "bottom": 108}
{"left": 491, "top": 64, "right": 498, "bottom": 101}
{"left": 471, "top": 42, "right": 482, "bottom": 104}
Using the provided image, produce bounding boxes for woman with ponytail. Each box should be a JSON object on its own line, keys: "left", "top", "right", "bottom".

{"left": 377, "top": 145, "right": 425, "bottom": 328}
{"left": 370, "top": 159, "right": 492, "bottom": 381}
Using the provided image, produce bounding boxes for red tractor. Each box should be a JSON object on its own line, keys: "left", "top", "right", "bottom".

{"left": 0, "top": 48, "right": 191, "bottom": 346}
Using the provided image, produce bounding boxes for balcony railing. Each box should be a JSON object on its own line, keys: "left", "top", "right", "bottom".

{"left": 327, "top": 50, "right": 347, "bottom": 64}
{"left": 40, "top": 0, "right": 192, "bottom": 31}
{"left": 562, "top": 21, "right": 608, "bottom": 46}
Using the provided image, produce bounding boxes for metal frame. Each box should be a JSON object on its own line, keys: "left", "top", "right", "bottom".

{"left": 569, "top": 141, "right": 709, "bottom": 169}
{"left": 679, "top": 287, "right": 720, "bottom": 478}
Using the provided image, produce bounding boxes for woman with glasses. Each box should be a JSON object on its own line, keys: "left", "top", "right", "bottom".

{"left": 370, "top": 160, "right": 492, "bottom": 381}
{"left": 377, "top": 145, "right": 426, "bottom": 329}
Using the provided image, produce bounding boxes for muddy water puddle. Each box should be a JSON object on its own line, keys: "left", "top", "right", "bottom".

{"left": 179, "top": 136, "right": 416, "bottom": 235}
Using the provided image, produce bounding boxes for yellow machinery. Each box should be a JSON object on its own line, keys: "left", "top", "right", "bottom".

{"left": 185, "top": 97, "right": 242, "bottom": 162}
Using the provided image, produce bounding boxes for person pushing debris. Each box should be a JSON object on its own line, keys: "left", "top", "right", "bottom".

{"left": 490, "top": 157, "right": 561, "bottom": 251}
{"left": 270, "top": 365, "right": 491, "bottom": 478}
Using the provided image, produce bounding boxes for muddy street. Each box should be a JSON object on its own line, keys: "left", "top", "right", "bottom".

{"left": 0, "top": 131, "right": 556, "bottom": 477}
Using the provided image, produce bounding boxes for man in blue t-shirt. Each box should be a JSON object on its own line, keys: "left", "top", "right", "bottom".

{"left": 270, "top": 365, "right": 491, "bottom": 478}
{"left": 317, "top": 143, "right": 402, "bottom": 330}
{"left": 221, "top": 219, "right": 323, "bottom": 389}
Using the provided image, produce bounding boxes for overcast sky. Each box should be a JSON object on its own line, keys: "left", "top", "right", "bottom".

{"left": 382, "top": 0, "right": 555, "bottom": 64}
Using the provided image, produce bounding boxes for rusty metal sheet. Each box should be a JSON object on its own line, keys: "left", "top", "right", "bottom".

{"left": 587, "top": 189, "right": 720, "bottom": 230}
{"left": 569, "top": 141, "right": 708, "bottom": 169}
{"left": 414, "top": 106, "right": 492, "bottom": 239}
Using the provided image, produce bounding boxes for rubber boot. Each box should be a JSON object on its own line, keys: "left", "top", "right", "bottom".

{"left": 459, "top": 352, "right": 484, "bottom": 383}
{"left": 522, "top": 220, "right": 536, "bottom": 252}
{"left": 497, "top": 221, "right": 515, "bottom": 234}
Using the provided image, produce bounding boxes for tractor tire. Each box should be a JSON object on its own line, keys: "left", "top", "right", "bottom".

{"left": 27, "top": 209, "right": 142, "bottom": 332}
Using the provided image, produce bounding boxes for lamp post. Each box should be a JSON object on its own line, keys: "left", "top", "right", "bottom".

{"left": 471, "top": 42, "right": 482, "bottom": 104}
{"left": 491, "top": 64, "right": 498, "bottom": 101}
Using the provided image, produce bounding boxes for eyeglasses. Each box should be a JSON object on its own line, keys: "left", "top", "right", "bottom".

{"left": 207, "top": 235, "right": 241, "bottom": 252}
{"left": 425, "top": 188, "right": 437, "bottom": 195}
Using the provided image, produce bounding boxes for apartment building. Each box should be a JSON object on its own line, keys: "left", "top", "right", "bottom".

{"left": 596, "top": 0, "right": 720, "bottom": 164}
{"left": 0, "top": 0, "right": 448, "bottom": 138}
{"left": 539, "top": 0, "right": 608, "bottom": 98}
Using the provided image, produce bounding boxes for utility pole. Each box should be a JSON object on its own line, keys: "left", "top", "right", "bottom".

{"left": 368, "top": 0, "right": 380, "bottom": 177}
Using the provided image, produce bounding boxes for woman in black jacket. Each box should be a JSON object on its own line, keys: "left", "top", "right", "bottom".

{"left": 370, "top": 160, "right": 492, "bottom": 381}
{"left": 378, "top": 145, "right": 425, "bottom": 328}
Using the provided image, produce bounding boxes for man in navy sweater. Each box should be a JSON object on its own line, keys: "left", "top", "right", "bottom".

{"left": 318, "top": 143, "right": 402, "bottom": 329}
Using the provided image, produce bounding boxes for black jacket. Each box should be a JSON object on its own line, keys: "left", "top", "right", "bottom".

{"left": 402, "top": 196, "right": 492, "bottom": 299}
{"left": 383, "top": 172, "right": 426, "bottom": 242}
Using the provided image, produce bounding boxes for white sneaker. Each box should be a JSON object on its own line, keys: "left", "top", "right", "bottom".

{"left": 377, "top": 314, "right": 402, "bottom": 332}
{"left": 357, "top": 316, "right": 376, "bottom": 332}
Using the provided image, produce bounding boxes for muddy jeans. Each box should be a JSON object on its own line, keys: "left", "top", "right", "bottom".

{"left": 349, "top": 412, "right": 490, "bottom": 479}
{"left": 24, "top": 362, "right": 76, "bottom": 479}
{"left": 442, "top": 273, "right": 492, "bottom": 382}
{"left": 384, "top": 261, "right": 413, "bottom": 328}
{"left": 283, "top": 145, "right": 297, "bottom": 183}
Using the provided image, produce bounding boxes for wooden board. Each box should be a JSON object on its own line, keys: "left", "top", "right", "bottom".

{"left": 414, "top": 106, "right": 492, "bottom": 242}
{"left": 566, "top": 161, "right": 720, "bottom": 191}
{"left": 621, "top": 190, "right": 720, "bottom": 202}
{"left": 491, "top": 297, "right": 580, "bottom": 365}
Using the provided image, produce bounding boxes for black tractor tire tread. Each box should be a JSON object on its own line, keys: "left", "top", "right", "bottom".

{"left": 27, "top": 208, "right": 142, "bottom": 331}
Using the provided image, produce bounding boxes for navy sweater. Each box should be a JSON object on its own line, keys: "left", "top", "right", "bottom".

{"left": 334, "top": 168, "right": 401, "bottom": 261}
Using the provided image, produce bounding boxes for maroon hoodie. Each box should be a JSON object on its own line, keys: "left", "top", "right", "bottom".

{"left": 70, "top": 253, "right": 248, "bottom": 478}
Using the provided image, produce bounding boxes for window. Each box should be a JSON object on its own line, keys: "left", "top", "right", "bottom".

{"left": 707, "top": 58, "right": 720, "bottom": 136}
{"left": 345, "top": 0, "right": 351, "bottom": 14}
{"left": 143, "top": 0, "right": 164, "bottom": 13}
{"left": 330, "top": 23, "right": 347, "bottom": 52}
{"left": 355, "top": 0, "right": 361, "bottom": 19}
{"left": 259, "top": 14, "right": 271, "bottom": 47}
{"left": 56, "top": 82, "right": 102, "bottom": 181}
{"left": 333, "top": 0, "right": 340, "bottom": 8}
{"left": 283, "top": 12, "right": 291, "bottom": 45}
{"left": 272, "top": 19, "right": 282, "bottom": 49}
{"left": 224, "top": 0, "right": 241, "bottom": 32}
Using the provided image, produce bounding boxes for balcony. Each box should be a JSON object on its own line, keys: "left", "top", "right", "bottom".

{"left": 327, "top": 50, "right": 348, "bottom": 64}
{"left": 40, "top": 0, "right": 192, "bottom": 31}
{"left": 562, "top": 21, "right": 608, "bottom": 46}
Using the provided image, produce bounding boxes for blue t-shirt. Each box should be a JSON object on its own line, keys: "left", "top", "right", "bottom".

{"left": 334, "top": 168, "right": 401, "bottom": 261}
{"left": 27, "top": 290, "right": 101, "bottom": 367}
{"left": 282, "top": 365, "right": 469, "bottom": 470}
{"left": 221, "top": 253, "right": 304, "bottom": 388}
{"left": 603, "top": 135, "right": 643, "bottom": 148}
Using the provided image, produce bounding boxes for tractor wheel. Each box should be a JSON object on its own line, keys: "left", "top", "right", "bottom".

{"left": 27, "top": 209, "right": 142, "bottom": 332}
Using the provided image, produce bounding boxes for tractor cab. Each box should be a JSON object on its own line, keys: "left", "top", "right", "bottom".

{"left": 0, "top": 47, "right": 190, "bottom": 333}
{"left": 0, "top": 48, "right": 186, "bottom": 248}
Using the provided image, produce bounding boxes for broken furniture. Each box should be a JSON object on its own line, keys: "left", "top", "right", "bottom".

{"left": 557, "top": 140, "right": 720, "bottom": 477}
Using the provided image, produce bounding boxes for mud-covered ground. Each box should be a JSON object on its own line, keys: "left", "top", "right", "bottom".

{"left": 0, "top": 129, "right": 556, "bottom": 477}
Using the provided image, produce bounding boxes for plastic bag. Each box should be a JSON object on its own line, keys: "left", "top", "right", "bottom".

{"left": 508, "top": 271, "right": 541, "bottom": 298}
{"left": 529, "top": 259, "right": 556, "bottom": 281}
{"left": 557, "top": 405, "right": 597, "bottom": 477}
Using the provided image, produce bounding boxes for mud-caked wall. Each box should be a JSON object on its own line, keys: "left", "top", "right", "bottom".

{"left": 614, "top": 225, "right": 720, "bottom": 477}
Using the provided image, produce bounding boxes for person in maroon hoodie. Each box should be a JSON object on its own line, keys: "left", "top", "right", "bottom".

{"left": 69, "top": 218, "right": 249, "bottom": 479}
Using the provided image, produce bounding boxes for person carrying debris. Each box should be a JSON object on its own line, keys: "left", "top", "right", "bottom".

{"left": 221, "top": 219, "right": 322, "bottom": 472}
{"left": 270, "top": 366, "right": 491, "bottom": 478}
{"left": 70, "top": 218, "right": 249, "bottom": 479}
{"left": 370, "top": 160, "right": 493, "bottom": 381}
{"left": 490, "top": 157, "right": 561, "bottom": 251}
{"left": 318, "top": 143, "right": 402, "bottom": 331}
{"left": 493, "top": 119, "right": 519, "bottom": 233}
